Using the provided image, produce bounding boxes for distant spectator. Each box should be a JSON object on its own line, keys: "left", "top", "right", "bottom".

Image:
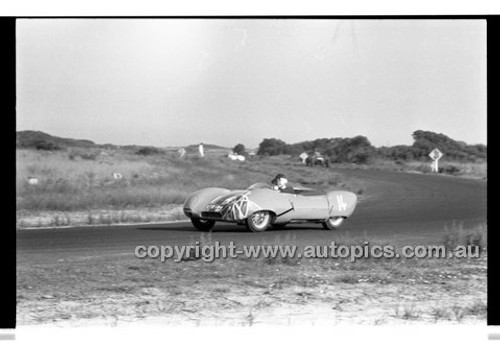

{"left": 198, "top": 143, "right": 205, "bottom": 158}
{"left": 178, "top": 147, "right": 186, "bottom": 158}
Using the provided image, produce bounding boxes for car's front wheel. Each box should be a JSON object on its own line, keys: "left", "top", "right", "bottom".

{"left": 247, "top": 211, "right": 272, "bottom": 232}
{"left": 191, "top": 218, "right": 216, "bottom": 232}
{"left": 322, "top": 217, "right": 345, "bottom": 230}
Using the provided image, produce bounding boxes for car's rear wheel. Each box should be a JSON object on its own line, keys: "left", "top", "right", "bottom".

{"left": 247, "top": 211, "right": 272, "bottom": 232}
{"left": 322, "top": 217, "right": 345, "bottom": 230}
{"left": 191, "top": 218, "right": 216, "bottom": 232}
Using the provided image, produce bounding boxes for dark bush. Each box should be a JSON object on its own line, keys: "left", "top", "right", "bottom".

{"left": 80, "top": 151, "right": 99, "bottom": 160}
{"left": 351, "top": 151, "right": 371, "bottom": 164}
{"left": 68, "top": 148, "right": 100, "bottom": 160}
{"left": 34, "top": 139, "right": 62, "bottom": 151}
{"left": 233, "top": 143, "right": 246, "bottom": 155}
{"left": 440, "top": 164, "right": 461, "bottom": 175}
{"left": 257, "top": 138, "right": 288, "bottom": 156}
{"left": 136, "top": 147, "right": 162, "bottom": 156}
{"left": 411, "top": 130, "right": 486, "bottom": 162}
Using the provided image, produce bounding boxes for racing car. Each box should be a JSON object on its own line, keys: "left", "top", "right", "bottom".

{"left": 183, "top": 182, "right": 357, "bottom": 232}
{"left": 305, "top": 153, "right": 329, "bottom": 167}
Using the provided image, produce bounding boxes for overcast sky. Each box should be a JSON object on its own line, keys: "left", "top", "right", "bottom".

{"left": 16, "top": 19, "right": 486, "bottom": 148}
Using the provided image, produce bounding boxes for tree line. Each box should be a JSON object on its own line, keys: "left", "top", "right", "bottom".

{"left": 256, "top": 131, "right": 486, "bottom": 163}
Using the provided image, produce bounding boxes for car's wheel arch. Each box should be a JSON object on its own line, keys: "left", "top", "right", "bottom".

{"left": 184, "top": 187, "right": 232, "bottom": 217}
{"left": 246, "top": 209, "right": 276, "bottom": 232}
{"left": 322, "top": 216, "right": 346, "bottom": 230}
{"left": 246, "top": 208, "right": 277, "bottom": 221}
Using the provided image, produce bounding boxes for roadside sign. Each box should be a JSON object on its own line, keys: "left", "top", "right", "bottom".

{"left": 429, "top": 148, "right": 443, "bottom": 161}
{"left": 428, "top": 148, "right": 443, "bottom": 173}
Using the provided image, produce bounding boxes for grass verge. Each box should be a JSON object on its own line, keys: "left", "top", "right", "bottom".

{"left": 17, "top": 224, "right": 487, "bottom": 326}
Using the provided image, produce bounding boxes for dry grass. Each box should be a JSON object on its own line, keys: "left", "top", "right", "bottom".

{"left": 404, "top": 160, "right": 487, "bottom": 179}
{"left": 16, "top": 149, "right": 365, "bottom": 224}
{"left": 17, "top": 226, "right": 487, "bottom": 326}
{"left": 16, "top": 147, "right": 483, "bottom": 228}
{"left": 400, "top": 159, "right": 485, "bottom": 179}
{"left": 332, "top": 159, "right": 487, "bottom": 180}
{"left": 17, "top": 205, "right": 188, "bottom": 228}
{"left": 442, "top": 222, "right": 487, "bottom": 251}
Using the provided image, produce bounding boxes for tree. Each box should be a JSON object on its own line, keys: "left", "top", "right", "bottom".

{"left": 233, "top": 143, "right": 246, "bottom": 155}
{"left": 411, "top": 130, "right": 486, "bottom": 162}
{"left": 34, "top": 139, "right": 61, "bottom": 151}
{"left": 257, "top": 138, "right": 288, "bottom": 155}
{"left": 136, "top": 146, "right": 162, "bottom": 156}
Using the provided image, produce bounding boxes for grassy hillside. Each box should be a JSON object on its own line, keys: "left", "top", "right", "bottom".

{"left": 16, "top": 147, "right": 364, "bottom": 214}
{"left": 16, "top": 130, "right": 96, "bottom": 150}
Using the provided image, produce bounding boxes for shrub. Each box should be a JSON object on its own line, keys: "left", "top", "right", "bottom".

{"left": 68, "top": 149, "right": 99, "bottom": 161}
{"left": 442, "top": 223, "right": 487, "bottom": 250}
{"left": 80, "top": 152, "right": 99, "bottom": 160}
{"left": 411, "top": 130, "right": 486, "bottom": 162}
{"left": 34, "top": 140, "right": 62, "bottom": 151}
{"left": 440, "top": 164, "right": 461, "bottom": 175}
{"left": 233, "top": 143, "right": 246, "bottom": 155}
{"left": 257, "top": 138, "right": 288, "bottom": 156}
{"left": 136, "top": 147, "right": 162, "bottom": 156}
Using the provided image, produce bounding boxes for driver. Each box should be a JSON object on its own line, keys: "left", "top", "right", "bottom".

{"left": 271, "top": 174, "right": 295, "bottom": 193}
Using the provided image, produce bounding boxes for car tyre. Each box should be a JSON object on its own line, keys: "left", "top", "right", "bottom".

{"left": 322, "top": 217, "right": 345, "bottom": 230}
{"left": 247, "top": 211, "right": 272, "bottom": 232}
{"left": 191, "top": 218, "right": 216, "bottom": 232}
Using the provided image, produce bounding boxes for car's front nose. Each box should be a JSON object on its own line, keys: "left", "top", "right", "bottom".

{"left": 199, "top": 203, "right": 224, "bottom": 220}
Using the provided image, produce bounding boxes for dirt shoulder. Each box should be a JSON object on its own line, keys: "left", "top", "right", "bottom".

{"left": 16, "top": 204, "right": 186, "bottom": 229}
{"left": 17, "top": 249, "right": 486, "bottom": 327}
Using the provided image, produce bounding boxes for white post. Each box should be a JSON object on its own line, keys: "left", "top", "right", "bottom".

{"left": 431, "top": 159, "right": 439, "bottom": 172}
{"left": 198, "top": 143, "right": 204, "bottom": 158}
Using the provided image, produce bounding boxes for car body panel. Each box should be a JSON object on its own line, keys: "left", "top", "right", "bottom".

{"left": 183, "top": 187, "right": 232, "bottom": 219}
{"left": 290, "top": 194, "right": 329, "bottom": 220}
{"left": 326, "top": 191, "right": 357, "bottom": 217}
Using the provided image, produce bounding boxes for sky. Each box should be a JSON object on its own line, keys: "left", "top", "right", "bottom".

{"left": 16, "top": 19, "right": 487, "bottom": 149}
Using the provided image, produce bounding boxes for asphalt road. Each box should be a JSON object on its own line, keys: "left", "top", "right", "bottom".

{"left": 17, "top": 169, "right": 487, "bottom": 264}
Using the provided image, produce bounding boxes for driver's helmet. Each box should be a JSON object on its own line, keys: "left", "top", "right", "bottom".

{"left": 271, "top": 173, "right": 288, "bottom": 190}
